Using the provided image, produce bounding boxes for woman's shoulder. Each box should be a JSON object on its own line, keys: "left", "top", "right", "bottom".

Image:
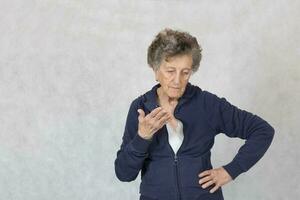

{"left": 193, "top": 86, "right": 231, "bottom": 110}
{"left": 185, "top": 82, "right": 223, "bottom": 101}
{"left": 190, "top": 84, "right": 222, "bottom": 102}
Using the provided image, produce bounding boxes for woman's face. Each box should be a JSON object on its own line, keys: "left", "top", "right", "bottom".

{"left": 154, "top": 54, "right": 193, "bottom": 100}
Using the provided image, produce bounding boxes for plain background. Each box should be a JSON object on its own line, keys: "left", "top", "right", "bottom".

{"left": 0, "top": 0, "right": 299, "bottom": 199}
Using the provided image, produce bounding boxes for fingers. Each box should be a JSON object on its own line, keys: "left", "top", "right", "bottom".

{"left": 137, "top": 107, "right": 171, "bottom": 138}
{"left": 199, "top": 175, "right": 212, "bottom": 185}
{"left": 199, "top": 170, "right": 211, "bottom": 178}
{"left": 154, "top": 109, "right": 170, "bottom": 121}
{"left": 156, "top": 112, "right": 172, "bottom": 128}
{"left": 198, "top": 168, "right": 231, "bottom": 194}
{"left": 153, "top": 107, "right": 172, "bottom": 127}
{"left": 137, "top": 109, "right": 145, "bottom": 121}
{"left": 201, "top": 179, "right": 216, "bottom": 190}
{"left": 146, "top": 107, "right": 171, "bottom": 123}
{"left": 147, "top": 107, "right": 163, "bottom": 119}
{"left": 209, "top": 184, "right": 219, "bottom": 194}
{"left": 138, "top": 107, "right": 169, "bottom": 122}
{"left": 198, "top": 169, "right": 218, "bottom": 193}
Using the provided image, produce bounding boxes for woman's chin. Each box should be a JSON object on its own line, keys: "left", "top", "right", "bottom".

{"left": 167, "top": 93, "right": 181, "bottom": 100}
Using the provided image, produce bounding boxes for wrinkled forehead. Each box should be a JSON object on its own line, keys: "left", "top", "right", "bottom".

{"left": 161, "top": 66, "right": 192, "bottom": 72}
{"left": 161, "top": 61, "right": 192, "bottom": 71}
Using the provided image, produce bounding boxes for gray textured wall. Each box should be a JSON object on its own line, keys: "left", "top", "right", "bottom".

{"left": 0, "top": 0, "right": 299, "bottom": 199}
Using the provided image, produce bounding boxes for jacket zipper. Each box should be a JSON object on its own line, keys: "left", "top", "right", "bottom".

{"left": 174, "top": 153, "right": 181, "bottom": 200}
{"left": 165, "top": 125, "right": 182, "bottom": 200}
{"left": 173, "top": 104, "right": 184, "bottom": 200}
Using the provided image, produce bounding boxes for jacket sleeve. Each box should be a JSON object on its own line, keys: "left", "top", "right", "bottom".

{"left": 114, "top": 99, "right": 153, "bottom": 182}
{"left": 204, "top": 92, "right": 275, "bottom": 180}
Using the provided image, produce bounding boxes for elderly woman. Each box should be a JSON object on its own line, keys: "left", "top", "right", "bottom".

{"left": 114, "top": 28, "right": 275, "bottom": 200}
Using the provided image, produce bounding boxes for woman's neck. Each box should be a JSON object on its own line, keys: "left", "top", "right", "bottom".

{"left": 157, "top": 87, "right": 178, "bottom": 106}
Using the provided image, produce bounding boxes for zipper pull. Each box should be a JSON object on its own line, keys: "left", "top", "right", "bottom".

{"left": 174, "top": 154, "right": 178, "bottom": 163}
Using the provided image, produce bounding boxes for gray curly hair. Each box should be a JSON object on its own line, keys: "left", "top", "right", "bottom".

{"left": 147, "top": 28, "right": 202, "bottom": 73}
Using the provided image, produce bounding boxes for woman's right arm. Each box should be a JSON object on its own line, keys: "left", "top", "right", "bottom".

{"left": 114, "top": 100, "right": 153, "bottom": 182}
{"left": 114, "top": 99, "right": 171, "bottom": 182}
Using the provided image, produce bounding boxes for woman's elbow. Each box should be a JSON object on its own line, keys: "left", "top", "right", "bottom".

{"left": 115, "top": 173, "right": 137, "bottom": 182}
{"left": 114, "top": 160, "right": 138, "bottom": 182}
{"left": 115, "top": 170, "right": 138, "bottom": 182}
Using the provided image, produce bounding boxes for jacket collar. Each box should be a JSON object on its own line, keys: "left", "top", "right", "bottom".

{"left": 142, "top": 82, "right": 196, "bottom": 112}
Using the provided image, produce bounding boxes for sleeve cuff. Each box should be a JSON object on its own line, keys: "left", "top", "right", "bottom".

{"left": 130, "top": 133, "right": 152, "bottom": 153}
{"left": 222, "top": 160, "right": 245, "bottom": 180}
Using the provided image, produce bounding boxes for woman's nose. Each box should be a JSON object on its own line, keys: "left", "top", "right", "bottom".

{"left": 174, "top": 73, "right": 181, "bottom": 84}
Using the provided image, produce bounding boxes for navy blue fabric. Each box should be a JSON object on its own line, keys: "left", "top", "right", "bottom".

{"left": 114, "top": 82, "right": 275, "bottom": 200}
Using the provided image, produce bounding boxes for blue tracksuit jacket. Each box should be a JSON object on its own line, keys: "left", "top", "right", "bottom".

{"left": 114, "top": 82, "right": 275, "bottom": 200}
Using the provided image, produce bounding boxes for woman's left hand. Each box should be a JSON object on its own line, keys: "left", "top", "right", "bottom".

{"left": 198, "top": 167, "right": 233, "bottom": 193}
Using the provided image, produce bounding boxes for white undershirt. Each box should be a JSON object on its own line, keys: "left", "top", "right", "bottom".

{"left": 166, "top": 119, "right": 184, "bottom": 154}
